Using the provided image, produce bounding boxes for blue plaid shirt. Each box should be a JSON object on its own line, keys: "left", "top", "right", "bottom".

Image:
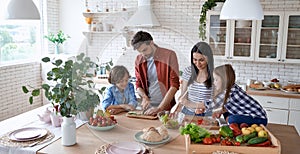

{"left": 101, "top": 82, "right": 138, "bottom": 110}
{"left": 205, "top": 84, "right": 267, "bottom": 119}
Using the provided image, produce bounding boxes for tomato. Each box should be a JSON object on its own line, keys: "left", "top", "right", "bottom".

{"left": 220, "top": 139, "right": 227, "bottom": 146}
{"left": 211, "top": 137, "right": 216, "bottom": 143}
{"left": 234, "top": 141, "right": 241, "bottom": 146}
{"left": 202, "top": 137, "right": 213, "bottom": 145}
{"left": 216, "top": 135, "right": 221, "bottom": 143}
{"left": 197, "top": 119, "right": 203, "bottom": 125}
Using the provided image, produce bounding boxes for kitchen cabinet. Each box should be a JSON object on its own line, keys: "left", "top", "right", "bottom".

{"left": 207, "top": 11, "right": 257, "bottom": 61}
{"left": 207, "top": 11, "right": 300, "bottom": 63}
{"left": 251, "top": 95, "right": 300, "bottom": 135}
{"left": 281, "top": 12, "right": 300, "bottom": 63}
{"left": 251, "top": 95, "right": 289, "bottom": 125}
{"left": 254, "top": 12, "right": 284, "bottom": 62}
{"left": 255, "top": 12, "right": 300, "bottom": 63}
{"left": 288, "top": 98, "right": 300, "bottom": 135}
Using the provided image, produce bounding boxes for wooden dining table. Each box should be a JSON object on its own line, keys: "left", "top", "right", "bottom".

{"left": 38, "top": 113, "right": 300, "bottom": 154}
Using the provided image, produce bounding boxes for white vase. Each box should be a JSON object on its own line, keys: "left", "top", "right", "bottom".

{"left": 61, "top": 116, "right": 76, "bottom": 146}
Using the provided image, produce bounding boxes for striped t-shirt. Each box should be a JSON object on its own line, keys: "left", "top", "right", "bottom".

{"left": 181, "top": 66, "right": 213, "bottom": 112}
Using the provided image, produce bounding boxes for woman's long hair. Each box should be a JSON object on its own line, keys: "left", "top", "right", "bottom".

{"left": 214, "top": 64, "right": 236, "bottom": 107}
{"left": 188, "top": 42, "right": 214, "bottom": 88}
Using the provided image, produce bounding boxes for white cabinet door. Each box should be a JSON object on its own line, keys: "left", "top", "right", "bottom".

{"left": 251, "top": 95, "right": 289, "bottom": 125}
{"left": 288, "top": 98, "right": 300, "bottom": 135}
{"left": 281, "top": 12, "right": 300, "bottom": 63}
{"left": 254, "top": 12, "right": 284, "bottom": 62}
{"left": 288, "top": 110, "right": 300, "bottom": 136}
{"left": 265, "top": 108, "right": 289, "bottom": 125}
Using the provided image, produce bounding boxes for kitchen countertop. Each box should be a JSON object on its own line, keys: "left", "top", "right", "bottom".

{"left": 247, "top": 88, "right": 300, "bottom": 99}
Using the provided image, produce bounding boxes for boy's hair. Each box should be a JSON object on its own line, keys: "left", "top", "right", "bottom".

{"left": 214, "top": 64, "right": 236, "bottom": 106}
{"left": 108, "top": 65, "right": 130, "bottom": 84}
{"left": 131, "top": 31, "right": 153, "bottom": 50}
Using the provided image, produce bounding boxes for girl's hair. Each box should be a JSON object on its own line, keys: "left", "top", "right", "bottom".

{"left": 108, "top": 65, "right": 130, "bottom": 84}
{"left": 214, "top": 64, "right": 236, "bottom": 107}
{"left": 188, "top": 42, "right": 214, "bottom": 88}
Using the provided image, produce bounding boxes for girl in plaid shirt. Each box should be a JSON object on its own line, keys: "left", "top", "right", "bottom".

{"left": 205, "top": 64, "right": 268, "bottom": 125}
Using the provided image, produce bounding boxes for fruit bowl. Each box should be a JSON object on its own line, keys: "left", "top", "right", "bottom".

{"left": 87, "top": 123, "right": 117, "bottom": 131}
{"left": 158, "top": 111, "right": 185, "bottom": 129}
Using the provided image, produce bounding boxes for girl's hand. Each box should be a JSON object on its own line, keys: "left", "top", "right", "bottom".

{"left": 195, "top": 108, "right": 205, "bottom": 114}
{"left": 212, "top": 111, "right": 222, "bottom": 118}
{"left": 109, "top": 108, "right": 126, "bottom": 115}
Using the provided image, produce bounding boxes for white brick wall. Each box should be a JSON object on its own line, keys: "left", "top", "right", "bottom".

{"left": 85, "top": 0, "right": 300, "bottom": 85}
{"left": 0, "top": 62, "right": 42, "bottom": 121}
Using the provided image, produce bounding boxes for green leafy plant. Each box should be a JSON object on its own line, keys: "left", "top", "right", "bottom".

{"left": 22, "top": 53, "right": 106, "bottom": 117}
{"left": 44, "top": 30, "right": 70, "bottom": 46}
{"left": 199, "top": 0, "right": 225, "bottom": 40}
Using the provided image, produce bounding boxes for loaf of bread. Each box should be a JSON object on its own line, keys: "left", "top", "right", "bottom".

{"left": 249, "top": 83, "right": 264, "bottom": 89}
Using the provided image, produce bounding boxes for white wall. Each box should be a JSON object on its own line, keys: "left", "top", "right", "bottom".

{"left": 58, "top": 0, "right": 300, "bottom": 84}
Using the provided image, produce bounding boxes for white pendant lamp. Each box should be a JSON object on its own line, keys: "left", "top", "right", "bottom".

{"left": 5, "top": 0, "right": 40, "bottom": 20}
{"left": 220, "top": 0, "right": 264, "bottom": 20}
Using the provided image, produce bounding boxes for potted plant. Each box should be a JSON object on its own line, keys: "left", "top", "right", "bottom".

{"left": 22, "top": 53, "right": 105, "bottom": 119}
{"left": 199, "top": 0, "right": 225, "bottom": 41}
{"left": 44, "top": 30, "right": 70, "bottom": 54}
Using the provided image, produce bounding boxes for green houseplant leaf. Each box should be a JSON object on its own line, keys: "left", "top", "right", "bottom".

{"left": 22, "top": 53, "right": 102, "bottom": 117}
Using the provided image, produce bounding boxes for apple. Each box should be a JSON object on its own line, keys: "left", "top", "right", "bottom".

{"left": 240, "top": 123, "right": 249, "bottom": 129}
{"left": 258, "top": 130, "right": 268, "bottom": 137}
{"left": 255, "top": 126, "right": 264, "bottom": 132}
{"left": 251, "top": 124, "right": 258, "bottom": 129}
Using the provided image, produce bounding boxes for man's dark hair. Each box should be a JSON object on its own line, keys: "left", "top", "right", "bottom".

{"left": 131, "top": 31, "right": 153, "bottom": 50}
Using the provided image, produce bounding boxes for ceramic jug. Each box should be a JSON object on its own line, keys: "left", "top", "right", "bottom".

{"left": 61, "top": 116, "right": 76, "bottom": 146}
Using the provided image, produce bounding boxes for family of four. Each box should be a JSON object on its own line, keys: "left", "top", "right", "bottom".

{"left": 101, "top": 31, "right": 268, "bottom": 126}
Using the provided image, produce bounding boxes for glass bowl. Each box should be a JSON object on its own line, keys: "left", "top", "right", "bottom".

{"left": 157, "top": 111, "right": 185, "bottom": 129}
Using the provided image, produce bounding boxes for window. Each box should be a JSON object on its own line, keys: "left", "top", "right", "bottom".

{"left": 0, "top": 0, "right": 41, "bottom": 65}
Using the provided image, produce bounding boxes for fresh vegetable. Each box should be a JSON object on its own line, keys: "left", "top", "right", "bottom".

{"left": 229, "top": 123, "right": 242, "bottom": 136}
{"left": 248, "top": 140, "right": 271, "bottom": 147}
{"left": 180, "top": 123, "right": 210, "bottom": 143}
{"left": 202, "top": 137, "right": 213, "bottom": 145}
{"left": 243, "top": 132, "right": 257, "bottom": 142}
{"left": 258, "top": 130, "right": 268, "bottom": 137}
{"left": 235, "top": 135, "right": 244, "bottom": 143}
{"left": 247, "top": 137, "right": 268, "bottom": 145}
{"left": 219, "top": 125, "right": 234, "bottom": 138}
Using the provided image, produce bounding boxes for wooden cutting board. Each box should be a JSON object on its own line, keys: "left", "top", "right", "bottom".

{"left": 126, "top": 111, "right": 158, "bottom": 120}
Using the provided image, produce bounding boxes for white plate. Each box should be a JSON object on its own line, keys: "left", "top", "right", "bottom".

{"left": 87, "top": 123, "right": 116, "bottom": 131}
{"left": 9, "top": 127, "right": 48, "bottom": 141}
{"left": 106, "top": 141, "right": 145, "bottom": 154}
{"left": 134, "top": 131, "right": 171, "bottom": 145}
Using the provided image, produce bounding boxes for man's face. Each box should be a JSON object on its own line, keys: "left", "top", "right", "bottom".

{"left": 136, "top": 41, "right": 155, "bottom": 59}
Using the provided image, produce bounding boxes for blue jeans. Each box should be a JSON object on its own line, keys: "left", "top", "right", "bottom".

{"left": 181, "top": 106, "right": 207, "bottom": 116}
{"left": 224, "top": 112, "right": 268, "bottom": 126}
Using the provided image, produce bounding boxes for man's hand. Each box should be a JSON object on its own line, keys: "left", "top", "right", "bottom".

{"left": 195, "top": 108, "right": 205, "bottom": 114}
{"left": 141, "top": 97, "right": 151, "bottom": 109}
{"left": 144, "top": 107, "right": 161, "bottom": 116}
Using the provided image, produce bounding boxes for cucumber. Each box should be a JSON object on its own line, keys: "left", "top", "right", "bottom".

{"left": 247, "top": 137, "right": 268, "bottom": 145}
{"left": 243, "top": 132, "right": 257, "bottom": 142}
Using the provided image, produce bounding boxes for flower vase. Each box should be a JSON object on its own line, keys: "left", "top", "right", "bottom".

{"left": 55, "top": 44, "right": 61, "bottom": 54}
{"left": 61, "top": 116, "right": 76, "bottom": 146}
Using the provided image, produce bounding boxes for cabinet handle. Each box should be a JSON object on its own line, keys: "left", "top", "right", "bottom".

{"left": 281, "top": 59, "right": 285, "bottom": 62}
{"left": 266, "top": 109, "right": 272, "bottom": 111}
{"left": 278, "top": 59, "right": 281, "bottom": 61}
{"left": 267, "top": 101, "right": 272, "bottom": 104}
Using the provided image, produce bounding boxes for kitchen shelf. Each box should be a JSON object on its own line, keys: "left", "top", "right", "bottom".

{"left": 83, "top": 10, "right": 129, "bottom": 18}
